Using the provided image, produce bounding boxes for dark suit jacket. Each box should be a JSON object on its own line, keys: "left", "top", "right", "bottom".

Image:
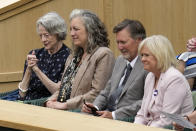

{"left": 93, "top": 55, "right": 148, "bottom": 120}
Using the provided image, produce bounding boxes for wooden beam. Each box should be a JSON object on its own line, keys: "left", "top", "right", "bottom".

{"left": 0, "top": 0, "right": 32, "bottom": 13}
{"left": 0, "top": 81, "right": 18, "bottom": 93}
{"left": 0, "top": 0, "right": 52, "bottom": 21}
{"left": 0, "top": 71, "right": 22, "bottom": 82}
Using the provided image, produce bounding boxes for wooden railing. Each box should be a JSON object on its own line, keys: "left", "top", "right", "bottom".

{"left": 0, "top": 0, "right": 51, "bottom": 21}
{"left": 0, "top": 100, "right": 170, "bottom": 131}
{"left": 0, "top": 71, "right": 22, "bottom": 92}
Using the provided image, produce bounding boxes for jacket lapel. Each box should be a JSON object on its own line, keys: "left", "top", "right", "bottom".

{"left": 148, "top": 72, "right": 163, "bottom": 109}
{"left": 147, "top": 74, "right": 157, "bottom": 110}
{"left": 71, "top": 48, "right": 98, "bottom": 96}
{"left": 110, "top": 59, "right": 127, "bottom": 93}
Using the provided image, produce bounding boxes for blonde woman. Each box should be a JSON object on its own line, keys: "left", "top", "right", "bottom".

{"left": 134, "top": 35, "right": 193, "bottom": 128}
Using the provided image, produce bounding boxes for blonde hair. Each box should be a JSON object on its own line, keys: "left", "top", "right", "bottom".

{"left": 138, "top": 35, "right": 177, "bottom": 72}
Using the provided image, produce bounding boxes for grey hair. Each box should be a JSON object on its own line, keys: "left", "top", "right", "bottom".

{"left": 69, "top": 9, "right": 109, "bottom": 55}
{"left": 36, "top": 12, "right": 67, "bottom": 40}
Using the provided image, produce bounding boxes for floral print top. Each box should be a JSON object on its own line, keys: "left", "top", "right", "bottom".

{"left": 23, "top": 44, "right": 70, "bottom": 100}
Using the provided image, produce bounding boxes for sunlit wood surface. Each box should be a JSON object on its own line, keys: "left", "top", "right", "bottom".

{"left": 0, "top": 0, "right": 20, "bottom": 9}
{"left": 0, "top": 100, "right": 170, "bottom": 131}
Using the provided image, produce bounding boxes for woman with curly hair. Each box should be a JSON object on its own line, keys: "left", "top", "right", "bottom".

{"left": 45, "top": 9, "right": 115, "bottom": 110}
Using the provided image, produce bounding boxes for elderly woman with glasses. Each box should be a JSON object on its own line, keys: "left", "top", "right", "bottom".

{"left": 1, "top": 12, "right": 70, "bottom": 101}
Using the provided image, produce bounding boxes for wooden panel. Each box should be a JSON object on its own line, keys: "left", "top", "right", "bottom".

{"left": 0, "top": 71, "right": 22, "bottom": 82}
{"left": 1, "top": 0, "right": 196, "bottom": 87}
{"left": 0, "top": 82, "right": 18, "bottom": 93}
{"left": 0, "top": 100, "right": 169, "bottom": 131}
{"left": 104, "top": 0, "right": 196, "bottom": 56}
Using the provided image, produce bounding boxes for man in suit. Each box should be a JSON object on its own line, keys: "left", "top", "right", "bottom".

{"left": 82, "top": 19, "right": 148, "bottom": 120}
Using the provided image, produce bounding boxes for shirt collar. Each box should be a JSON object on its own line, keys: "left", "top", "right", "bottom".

{"left": 126, "top": 56, "right": 138, "bottom": 68}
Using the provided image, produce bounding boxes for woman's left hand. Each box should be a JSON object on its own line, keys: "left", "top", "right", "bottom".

{"left": 47, "top": 100, "right": 67, "bottom": 110}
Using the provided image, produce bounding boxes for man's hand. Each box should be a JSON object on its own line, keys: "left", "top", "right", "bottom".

{"left": 97, "top": 111, "right": 113, "bottom": 119}
{"left": 81, "top": 102, "right": 94, "bottom": 113}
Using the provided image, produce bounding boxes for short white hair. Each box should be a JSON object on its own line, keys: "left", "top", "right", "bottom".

{"left": 138, "top": 35, "right": 177, "bottom": 72}
{"left": 36, "top": 12, "right": 67, "bottom": 40}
